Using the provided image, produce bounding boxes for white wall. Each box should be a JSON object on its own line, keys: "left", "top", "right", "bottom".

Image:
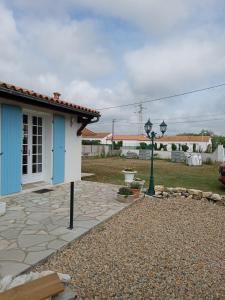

{"left": 155, "top": 140, "right": 211, "bottom": 152}
{"left": 201, "top": 145, "right": 224, "bottom": 162}
{"left": 44, "top": 114, "right": 53, "bottom": 184}
{"left": 121, "top": 148, "right": 171, "bottom": 159}
{"left": 83, "top": 134, "right": 112, "bottom": 144}
{"left": 65, "top": 115, "right": 81, "bottom": 182}
{"left": 121, "top": 140, "right": 150, "bottom": 147}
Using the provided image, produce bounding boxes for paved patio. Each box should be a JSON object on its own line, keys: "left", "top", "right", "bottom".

{"left": 0, "top": 181, "right": 127, "bottom": 279}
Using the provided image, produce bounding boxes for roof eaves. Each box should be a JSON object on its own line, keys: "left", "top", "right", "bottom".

{"left": 0, "top": 83, "right": 100, "bottom": 118}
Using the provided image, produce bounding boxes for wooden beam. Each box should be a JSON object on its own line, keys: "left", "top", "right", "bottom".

{"left": 0, "top": 273, "right": 64, "bottom": 300}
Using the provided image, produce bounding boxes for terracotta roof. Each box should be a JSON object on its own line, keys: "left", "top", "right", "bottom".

{"left": 0, "top": 81, "right": 100, "bottom": 116}
{"left": 156, "top": 135, "right": 211, "bottom": 142}
{"left": 82, "top": 128, "right": 111, "bottom": 139}
{"left": 82, "top": 128, "right": 96, "bottom": 137}
{"left": 107, "top": 134, "right": 211, "bottom": 143}
{"left": 108, "top": 135, "right": 149, "bottom": 141}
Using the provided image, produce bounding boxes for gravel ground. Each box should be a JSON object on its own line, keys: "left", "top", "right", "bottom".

{"left": 33, "top": 197, "right": 225, "bottom": 299}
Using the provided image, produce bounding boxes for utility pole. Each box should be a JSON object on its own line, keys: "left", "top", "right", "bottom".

{"left": 111, "top": 119, "right": 116, "bottom": 153}
{"left": 135, "top": 103, "right": 146, "bottom": 135}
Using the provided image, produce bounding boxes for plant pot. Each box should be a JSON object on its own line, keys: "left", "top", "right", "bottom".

{"left": 0, "top": 202, "right": 6, "bottom": 216}
{"left": 131, "top": 188, "right": 141, "bottom": 199}
{"left": 116, "top": 193, "right": 135, "bottom": 203}
{"left": 133, "top": 180, "right": 145, "bottom": 190}
{"left": 122, "top": 170, "right": 137, "bottom": 183}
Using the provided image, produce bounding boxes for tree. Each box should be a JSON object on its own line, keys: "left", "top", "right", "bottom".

{"left": 193, "top": 143, "right": 197, "bottom": 152}
{"left": 163, "top": 144, "right": 167, "bottom": 151}
{"left": 182, "top": 144, "right": 189, "bottom": 152}
{"left": 212, "top": 135, "right": 225, "bottom": 151}
{"left": 113, "top": 141, "right": 123, "bottom": 149}
{"left": 171, "top": 143, "right": 177, "bottom": 151}
{"left": 200, "top": 129, "right": 214, "bottom": 136}
{"left": 82, "top": 140, "right": 101, "bottom": 145}
{"left": 139, "top": 142, "right": 148, "bottom": 149}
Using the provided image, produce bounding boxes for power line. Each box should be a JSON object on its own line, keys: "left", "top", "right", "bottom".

{"left": 98, "top": 82, "right": 225, "bottom": 111}
{"left": 93, "top": 112, "right": 225, "bottom": 125}
{"left": 90, "top": 116, "right": 225, "bottom": 127}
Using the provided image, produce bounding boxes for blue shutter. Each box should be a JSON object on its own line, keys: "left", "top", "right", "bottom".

{"left": 1, "top": 104, "right": 22, "bottom": 195}
{"left": 53, "top": 115, "right": 65, "bottom": 184}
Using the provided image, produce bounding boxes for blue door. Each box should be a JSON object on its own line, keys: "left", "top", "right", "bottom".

{"left": 53, "top": 115, "right": 65, "bottom": 184}
{"left": 1, "top": 104, "right": 22, "bottom": 195}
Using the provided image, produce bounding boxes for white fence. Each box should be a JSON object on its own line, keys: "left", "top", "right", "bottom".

{"left": 200, "top": 145, "right": 224, "bottom": 163}
{"left": 121, "top": 145, "right": 225, "bottom": 163}
{"left": 121, "top": 148, "right": 171, "bottom": 159}
{"left": 82, "top": 145, "right": 110, "bottom": 156}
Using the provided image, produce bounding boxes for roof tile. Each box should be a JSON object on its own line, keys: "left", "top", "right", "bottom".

{"left": 0, "top": 81, "right": 99, "bottom": 116}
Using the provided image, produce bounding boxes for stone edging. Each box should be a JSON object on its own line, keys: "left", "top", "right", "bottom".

{"left": 154, "top": 185, "right": 225, "bottom": 206}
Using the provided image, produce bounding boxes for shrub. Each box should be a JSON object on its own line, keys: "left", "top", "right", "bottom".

{"left": 130, "top": 182, "right": 141, "bottom": 189}
{"left": 171, "top": 143, "right": 177, "bottom": 151}
{"left": 124, "top": 168, "right": 134, "bottom": 172}
{"left": 118, "top": 187, "right": 133, "bottom": 196}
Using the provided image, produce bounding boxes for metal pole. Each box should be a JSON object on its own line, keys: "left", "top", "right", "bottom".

{"left": 69, "top": 181, "right": 74, "bottom": 229}
{"left": 111, "top": 119, "right": 116, "bottom": 154}
{"left": 147, "top": 132, "right": 155, "bottom": 196}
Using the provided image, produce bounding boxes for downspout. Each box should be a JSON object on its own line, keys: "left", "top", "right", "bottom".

{"left": 77, "top": 115, "right": 100, "bottom": 136}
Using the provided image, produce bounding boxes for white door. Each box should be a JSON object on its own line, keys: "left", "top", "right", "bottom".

{"left": 22, "top": 113, "right": 45, "bottom": 184}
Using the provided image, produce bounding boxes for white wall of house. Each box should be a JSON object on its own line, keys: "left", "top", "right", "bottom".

{"left": 113, "top": 140, "right": 150, "bottom": 147}
{"left": 43, "top": 114, "right": 53, "bottom": 184}
{"left": 111, "top": 137, "right": 211, "bottom": 151}
{"left": 83, "top": 134, "right": 112, "bottom": 144}
{"left": 65, "top": 115, "right": 81, "bottom": 182}
{"left": 155, "top": 140, "right": 211, "bottom": 152}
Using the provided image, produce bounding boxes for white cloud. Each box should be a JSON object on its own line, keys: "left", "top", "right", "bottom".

{"left": 1, "top": 1, "right": 225, "bottom": 135}
{"left": 125, "top": 34, "right": 225, "bottom": 95}
{"left": 0, "top": 3, "right": 114, "bottom": 93}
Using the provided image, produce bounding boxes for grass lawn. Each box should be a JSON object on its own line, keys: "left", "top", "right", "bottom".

{"left": 82, "top": 157, "right": 225, "bottom": 194}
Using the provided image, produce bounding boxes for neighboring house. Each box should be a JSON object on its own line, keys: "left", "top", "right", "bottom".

{"left": 155, "top": 135, "right": 212, "bottom": 152}
{"left": 0, "top": 81, "right": 100, "bottom": 196}
{"left": 82, "top": 128, "right": 112, "bottom": 144}
{"left": 108, "top": 134, "right": 212, "bottom": 152}
{"left": 108, "top": 135, "right": 150, "bottom": 147}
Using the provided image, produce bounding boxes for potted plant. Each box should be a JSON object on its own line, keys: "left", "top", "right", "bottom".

{"left": 130, "top": 182, "right": 141, "bottom": 198}
{"left": 122, "top": 168, "right": 137, "bottom": 183}
{"left": 116, "top": 187, "right": 134, "bottom": 203}
{"left": 133, "top": 177, "right": 145, "bottom": 189}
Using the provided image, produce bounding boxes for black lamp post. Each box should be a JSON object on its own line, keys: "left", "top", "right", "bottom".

{"left": 144, "top": 119, "right": 167, "bottom": 196}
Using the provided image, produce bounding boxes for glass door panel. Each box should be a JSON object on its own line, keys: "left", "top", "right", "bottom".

{"left": 22, "top": 113, "right": 44, "bottom": 184}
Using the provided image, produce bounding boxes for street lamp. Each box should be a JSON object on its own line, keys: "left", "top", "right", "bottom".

{"left": 144, "top": 119, "right": 167, "bottom": 196}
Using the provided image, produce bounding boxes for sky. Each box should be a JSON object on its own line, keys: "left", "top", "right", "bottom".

{"left": 1, "top": 0, "right": 225, "bottom": 135}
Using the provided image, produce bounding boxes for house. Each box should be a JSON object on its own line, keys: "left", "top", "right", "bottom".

{"left": 82, "top": 128, "right": 112, "bottom": 144}
{"left": 155, "top": 135, "right": 212, "bottom": 152}
{"left": 0, "top": 81, "right": 100, "bottom": 196}
{"left": 107, "top": 134, "right": 212, "bottom": 152}
{"left": 107, "top": 135, "right": 150, "bottom": 147}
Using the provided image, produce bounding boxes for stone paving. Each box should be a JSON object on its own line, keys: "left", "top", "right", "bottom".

{"left": 0, "top": 181, "right": 128, "bottom": 279}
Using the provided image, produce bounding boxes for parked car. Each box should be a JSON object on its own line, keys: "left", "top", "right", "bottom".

{"left": 218, "top": 163, "right": 225, "bottom": 185}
